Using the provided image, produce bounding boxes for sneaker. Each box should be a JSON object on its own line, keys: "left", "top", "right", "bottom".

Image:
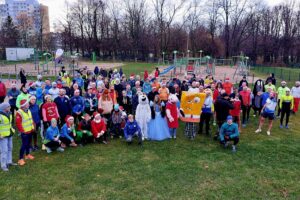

{"left": 213, "top": 122, "right": 216, "bottom": 126}
{"left": 25, "top": 154, "right": 35, "bottom": 160}
{"left": 285, "top": 126, "right": 289, "bottom": 129}
{"left": 33, "top": 145, "right": 39, "bottom": 151}
{"left": 18, "top": 159, "right": 26, "bottom": 166}
{"left": 242, "top": 124, "right": 246, "bottom": 128}
{"left": 255, "top": 129, "right": 262, "bottom": 133}
{"left": 280, "top": 125, "right": 283, "bottom": 128}
{"left": 102, "top": 141, "right": 108, "bottom": 145}
{"left": 173, "top": 135, "right": 177, "bottom": 139}
{"left": 61, "top": 143, "right": 66, "bottom": 148}
{"left": 56, "top": 147, "right": 64, "bottom": 152}
{"left": 70, "top": 142, "right": 77, "bottom": 147}
{"left": 267, "top": 131, "right": 271, "bottom": 136}
{"left": 46, "top": 147, "right": 52, "bottom": 154}
{"left": 232, "top": 145, "right": 237, "bottom": 153}
{"left": 8, "top": 162, "right": 18, "bottom": 166}
{"left": 1, "top": 167, "right": 9, "bottom": 172}
{"left": 119, "top": 136, "right": 123, "bottom": 139}
{"left": 224, "top": 141, "right": 230, "bottom": 148}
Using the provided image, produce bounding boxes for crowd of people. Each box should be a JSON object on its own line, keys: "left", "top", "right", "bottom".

{"left": 0, "top": 66, "right": 299, "bottom": 172}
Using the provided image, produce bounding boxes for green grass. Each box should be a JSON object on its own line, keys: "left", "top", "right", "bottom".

{"left": 0, "top": 114, "right": 299, "bottom": 199}
{"left": 121, "top": 62, "right": 158, "bottom": 77}
{"left": 252, "top": 66, "right": 300, "bottom": 86}
{"left": 0, "top": 63, "right": 300, "bottom": 199}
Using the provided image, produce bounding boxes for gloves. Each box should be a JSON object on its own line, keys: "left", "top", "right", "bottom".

{"left": 225, "top": 135, "right": 230, "bottom": 140}
{"left": 150, "top": 101, "right": 154, "bottom": 107}
{"left": 169, "top": 116, "right": 174, "bottom": 122}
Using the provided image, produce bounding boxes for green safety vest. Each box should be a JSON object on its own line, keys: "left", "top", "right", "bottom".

{"left": 0, "top": 114, "right": 12, "bottom": 137}
{"left": 17, "top": 109, "right": 34, "bottom": 133}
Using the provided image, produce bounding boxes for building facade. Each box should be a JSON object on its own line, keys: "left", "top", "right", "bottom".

{"left": 0, "top": 0, "right": 50, "bottom": 35}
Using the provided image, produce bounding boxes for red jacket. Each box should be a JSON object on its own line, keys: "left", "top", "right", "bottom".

{"left": 166, "top": 102, "right": 179, "bottom": 128}
{"left": 213, "top": 89, "right": 221, "bottom": 101}
{"left": 91, "top": 119, "right": 107, "bottom": 138}
{"left": 239, "top": 90, "right": 251, "bottom": 106}
{"left": 16, "top": 111, "right": 35, "bottom": 134}
{"left": 230, "top": 100, "right": 241, "bottom": 117}
{"left": 0, "top": 82, "right": 6, "bottom": 96}
{"left": 223, "top": 82, "right": 233, "bottom": 95}
{"left": 42, "top": 102, "right": 59, "bottom": 122}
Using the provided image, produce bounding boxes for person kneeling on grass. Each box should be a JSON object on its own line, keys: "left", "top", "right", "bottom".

{"left": 219, "top": 115, "right": 240, "bottom": 153}
{"left": 60, "top": 115, "right": 78, "bottom": 148}
{"left": 44, "top": 118, "right": 64, "bottom": 153}
{"left": 91, "top": 112, "right": 108, "bottom": 144}
{"left": 76, "top": 113, "right": 94, "bottom": 145}
{"left": 124, "top": 115, "right": 143, "bottom": 146}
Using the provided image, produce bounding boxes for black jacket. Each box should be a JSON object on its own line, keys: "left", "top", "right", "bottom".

{"left": 214, "top": 97, "right": 234, "bottom": 121}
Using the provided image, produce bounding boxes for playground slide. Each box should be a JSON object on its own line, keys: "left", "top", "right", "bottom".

{"left": 159, "top": 65, "right": 176, "bottom": 76}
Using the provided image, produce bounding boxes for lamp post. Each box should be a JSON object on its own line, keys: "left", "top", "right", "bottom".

{"left": 187, "top": 49, "right": 191, "bottom": 58}
{"left": 198, "top": 50, "right": 203, "bottom": 73}
{"left": 162, "top": 51, "right": 165, "bottom": 65}
{"left": 173, "top": 50, "right": 178, "bottom": 74}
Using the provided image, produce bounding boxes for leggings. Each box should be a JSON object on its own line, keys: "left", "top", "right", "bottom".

{"left": 19, "top": 133, "right": 32, "bottom": 159}
{"left": 220, "top": 136, "right": 239, "bottom": 145}
{"left": 45, "top": 141, "right": 60, "bottom": 150}
{"left": 280, "top": 103, "right": 291, "bottom": 126}
{"left": 199, "top": 112, "right": 211, "bottom": 135}
{"left": 241, "top": 105, "right": 250, "bottom": 124}
{"left": 277, "top": 99, "right": 281, "bottom": 116}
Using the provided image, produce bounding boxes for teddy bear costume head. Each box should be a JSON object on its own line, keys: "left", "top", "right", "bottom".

{"left": 139, "top": 94, "right": 149, "bottom": 105}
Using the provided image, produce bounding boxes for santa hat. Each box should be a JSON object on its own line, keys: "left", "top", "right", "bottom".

{"left": 20, "top": 99, "right": 29, "bottom": 108}
{"left": 93, "top": 112, "right": 101, "bottom": 118}
{"left": 29, "top": 82, "right": 35, "bottom": 87}
{"left": 82, "top": 113, "right": 91, "bottom": 119}
{"left": 65, "top": 115, "right": 74, "bottom": 122}
{"left": 225, "top": 78, "right": 230, "bottom": 81}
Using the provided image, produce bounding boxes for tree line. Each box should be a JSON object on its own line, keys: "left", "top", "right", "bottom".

{"left": 1, "top": 0, "right": 300, "bottom": 66}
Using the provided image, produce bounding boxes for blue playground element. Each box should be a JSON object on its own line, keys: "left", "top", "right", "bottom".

{"left": 159, "top": 65, "right": 176, "bottom": 76}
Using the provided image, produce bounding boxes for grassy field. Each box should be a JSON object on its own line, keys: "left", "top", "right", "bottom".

{"left": 0, "top": 114, "right": 299, "bottom": 199}
{"left": 0, "top": 64, "right": 299, "bottom": 199}
{"left": 251, "top": 66, "right": 300, "bottom": 86}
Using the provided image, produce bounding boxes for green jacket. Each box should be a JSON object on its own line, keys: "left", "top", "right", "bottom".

{"left": 16, "top": 93, "right": 30, "bottom": 109}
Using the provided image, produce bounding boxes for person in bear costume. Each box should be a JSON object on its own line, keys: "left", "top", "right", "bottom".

{"left": 166, "top": 94, "right": 180, "bottom": 139}
{"left": 135, "top": 94, "right": 151, "bottom": 140}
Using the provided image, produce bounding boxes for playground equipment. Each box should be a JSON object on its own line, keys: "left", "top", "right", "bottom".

{"left": 232, "top": 54, "right": 250, "bottom": 80}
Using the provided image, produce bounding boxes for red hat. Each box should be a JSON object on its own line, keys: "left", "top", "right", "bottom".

{"left": 29, "top": 82, "right": 35, "bottom": 87}
{"left": 65, "top": 115, "right": 74, "bottom": 122}
{"left": 93, "top": 112, "right": 101, "bottom": 118}
{"left": 225, "top": 77, "right": 230, "bottom": 80}
{"left": 20, "top": 99, "right": 29, "bottom": 108}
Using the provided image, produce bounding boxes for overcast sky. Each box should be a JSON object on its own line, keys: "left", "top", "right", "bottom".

{"left": 0, "top": 0, "right": 288, "bottom": 31}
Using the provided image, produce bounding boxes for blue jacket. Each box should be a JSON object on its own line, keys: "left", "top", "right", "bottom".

{"left": 28, "top": 87, "right": 37, "bottom": 96}
{"left": 261, "top": 92, "right": 270, "bottom": 106}
{"left": 7, "top": 89, "right": 20, "bottom": 106}
{"left": 124, "top": 120, "right": 141, "bottom": 139}
{"left": 142, "top": 82, "right": 152, "bottom": 94}
{"left": 74, "top": 77, "right": 84, "bottom": 88}
{"left": 60, "top": 124, "right": 74, "bottom": 141}
{"left": 45, "top": 126, "right": 60, "bottom": 141}
{"left": 54, "top": 96, "right": 71, "bottom": 117}
{"left": 70, "top": 96, "right": 85, "bottom": 113}
{"left": 29, "top": 103, "right": 41, "bottom": 124}
{"left": 219, "top": 122, "right": 240, "bottom": 141}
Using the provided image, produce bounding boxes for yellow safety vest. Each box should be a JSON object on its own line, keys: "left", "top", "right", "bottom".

{"left": 0, "top": 114, "right": 12, "bottom": 137}
{"left": 17, "top": 109, "right": 34, "bottom": 133}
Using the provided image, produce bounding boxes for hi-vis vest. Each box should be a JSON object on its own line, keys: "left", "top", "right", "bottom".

{"left": 0, "top": 114, "right": 12, "bottom": 137}
{"left": 17, "top": 109, "right": 34, "bottom": 133}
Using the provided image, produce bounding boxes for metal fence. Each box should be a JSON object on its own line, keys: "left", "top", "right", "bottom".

{"left": 252, "top": 66, "right": 300, "bottom": 83}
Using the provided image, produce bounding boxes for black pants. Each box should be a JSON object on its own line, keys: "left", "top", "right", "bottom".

{"left": 10, "top": 105, "right": 18, "bottom": 122}
{"left": 45, "top": 141, "right": 60, "bottom": 150}
{"left": 199, "top": 112, "right": 211, "bottom": 135}
{"left": 277, "top": 99, "right": 281, "bottom": 117}
{"left": 95, "top": 133, "right": 107, "bottom": 143}
{"left": 0, "top": 96, "right": 5, "bottom": 103}
{"left": 220, "top": 136, "right": 239, "bottom": 145}
{"left": 111, "top": 123, "right": 122, "bottom": 137}
{"left": 280, "top": 104, "right": 291, "bottom": 126}
{"left": 241, "top": 105, "right": 250, "bottom": 124}
{"left": 59, "top": 137, "right": 72, "bottom": 146}
{"left": 253, "top": 106, "right": 261, "bottom": 115}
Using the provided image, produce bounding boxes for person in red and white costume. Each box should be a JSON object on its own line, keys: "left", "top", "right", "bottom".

{"left": 42, "top": 95, "right": 59, "bottom": 130}
{"left": 91, "top": 112, "right": 108, "bottom": 144}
